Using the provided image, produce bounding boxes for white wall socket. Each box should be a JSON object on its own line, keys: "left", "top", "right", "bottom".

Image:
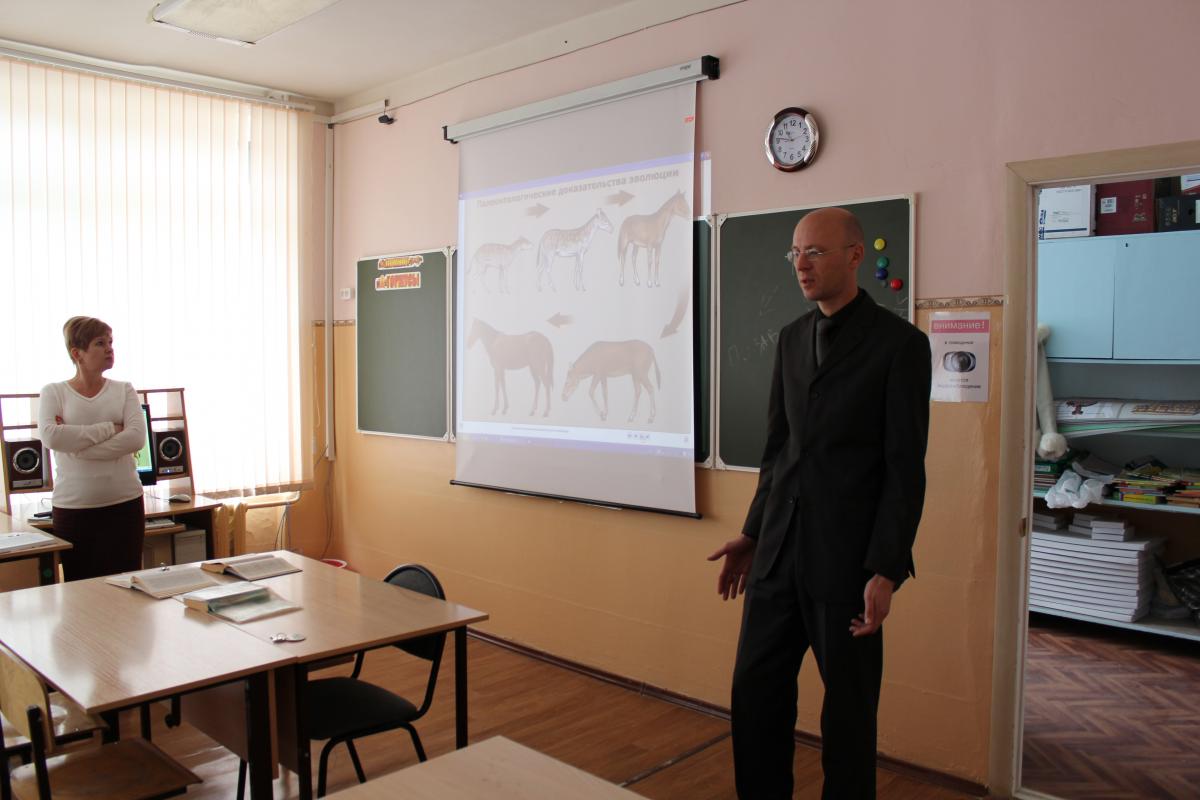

{"left": 339, "top": 287, "right": 354, "bottom": 301}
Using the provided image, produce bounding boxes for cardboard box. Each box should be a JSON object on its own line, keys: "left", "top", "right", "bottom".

{"left": 143, "top": 536, "right": 173, "bottom": 569}
{"left": 1094, "top": 177, "right": 1166, "bottom": 235}
{"left": 174, "top": 529, "right": 207, "bottom": 564}
{"left": 1095, "top": 180, "right": 1158, "bottom": 235}
{"left": 1157, "top": 196, "right": 1200, "bottom": 231}
{"left": 1038, "top": 185, "right": 1094, "bottom": 239}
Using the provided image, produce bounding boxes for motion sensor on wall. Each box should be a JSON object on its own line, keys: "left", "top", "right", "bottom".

{"left": 378, "top": 114, "right": 395, "bottom": 125}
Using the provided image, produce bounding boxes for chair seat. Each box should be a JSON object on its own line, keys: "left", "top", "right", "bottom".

{"left": 306, "top": 677, "right": 418, "bottom": 741}
{"left": 9, "top": 737, "right": 200, "bottom": 800}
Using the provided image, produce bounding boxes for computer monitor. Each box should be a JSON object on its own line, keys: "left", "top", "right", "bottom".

{"left": 133, "top": 403, "right": 157, "bottom": 486}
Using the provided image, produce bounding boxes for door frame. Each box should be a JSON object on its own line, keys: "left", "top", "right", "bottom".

{"left": 990, "top": 139, "right": 1200, "bottom": 797}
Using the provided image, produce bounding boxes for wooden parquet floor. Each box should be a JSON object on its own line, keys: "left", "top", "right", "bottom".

{"left": 1022, "top": 614, "right": 1200, "bottom": 800}
{"left": 119, "top": 636, "right": 976, "bottom": 799}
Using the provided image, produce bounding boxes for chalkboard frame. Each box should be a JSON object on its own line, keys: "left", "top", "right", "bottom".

{"left": 713, "top": 194, "right": 916, "bottom": 471}
{"left": 356, "top": 247, "right": 453, "bottom": 441}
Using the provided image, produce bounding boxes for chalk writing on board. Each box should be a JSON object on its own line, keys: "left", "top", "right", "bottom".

{"left": 758, "top": 285, "right": 781, "bottom": 318}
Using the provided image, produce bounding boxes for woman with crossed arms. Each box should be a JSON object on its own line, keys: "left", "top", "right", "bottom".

{"left": 38, "top": 316, "right": 146, "bottom": 580}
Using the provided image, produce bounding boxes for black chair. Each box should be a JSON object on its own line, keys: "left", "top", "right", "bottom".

{"left": 236, "top": 564, "right": 447, "bottom": 798}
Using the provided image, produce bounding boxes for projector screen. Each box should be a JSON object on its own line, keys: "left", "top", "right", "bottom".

{"left": 454, "top": 83, "right": 697, "bottom": 515}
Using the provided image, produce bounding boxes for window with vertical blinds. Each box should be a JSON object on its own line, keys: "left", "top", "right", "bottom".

{"left": 0, "top": 54, "right": 305, "bottom": 496}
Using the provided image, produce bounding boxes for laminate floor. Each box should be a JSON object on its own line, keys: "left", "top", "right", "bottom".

{"left": 1022, "top": 614, "right": 1200, "bottom": 800}
{"left": 121, "top": 635, "right": 978, "bottom": 799}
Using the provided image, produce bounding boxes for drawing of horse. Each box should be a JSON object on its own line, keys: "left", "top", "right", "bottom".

{"left": 535, "top": 209, "right": 613, "bottom": 292}
{"left": 470, "top": 237, "right": 531, "bottom": 293}
{"left": 616, "top": 190, "right": 690, "bottom": 288}
{"left": 562, "top": 340, "right": 661, "bottom": 423}
{"left": 466, "top": 319, "right": 555, "bottom": 417}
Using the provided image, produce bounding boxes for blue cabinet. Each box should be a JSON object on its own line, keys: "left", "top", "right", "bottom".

{"left": 1038, "top": 230, "right": 1200, "bottom": 361}
{"left": 1113, "top": 233, "right": 1200, "bottom": 359}
{"left": 1037, "top": 238, "right": 1117, "bottom": 359}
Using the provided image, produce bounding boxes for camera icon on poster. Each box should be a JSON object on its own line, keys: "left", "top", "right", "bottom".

{"left": 942, "top": 351, "right": 977, "bottom": 373}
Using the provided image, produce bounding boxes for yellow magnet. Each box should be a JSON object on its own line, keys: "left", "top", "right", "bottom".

{"left": 873, "top": 238, "right": 887, "bottom": 251}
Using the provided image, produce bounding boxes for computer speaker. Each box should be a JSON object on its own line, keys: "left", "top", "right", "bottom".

{"left": 153, "top": 429, "right": 190, "bottom": 477}
{"left": 4, "top": 439, "right": 47, "bottom": 491}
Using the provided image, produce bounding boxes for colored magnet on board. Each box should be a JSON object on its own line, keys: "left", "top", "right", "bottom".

{"left": 889, "top": 278, "right": 904, "bottom": 291}
{"left": 873, "top": 238, "right": 887, "bottom": 251}
{"left": 875, "top": 267, "right": 889, "bottom": 280}
{"left": 876, "top": 256, "right": 889, "bottom": 269}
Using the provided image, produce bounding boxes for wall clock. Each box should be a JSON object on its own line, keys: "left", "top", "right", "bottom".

{"left": 765, "top": 107, "right": 819, "bottom": 172}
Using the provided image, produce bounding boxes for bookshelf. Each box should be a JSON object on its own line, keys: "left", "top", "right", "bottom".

{"left": 1036, "top": 231, "right": 1200, "bottom": 641}
{"left": 1033, "top": 488, "right": 1200, "bottom": 517}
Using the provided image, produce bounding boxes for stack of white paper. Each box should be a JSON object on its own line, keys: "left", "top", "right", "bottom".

{"left": 1029, "top": 528, "right": 1160, "bottom": 622}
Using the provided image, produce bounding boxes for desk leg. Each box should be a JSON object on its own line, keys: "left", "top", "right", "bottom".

{"left": 100, "top": 711, "right": 120, "bottom": 743}
{"left": 289, "top": 663, "right": 312, "bottom": 800}
{"left": 244, "top": 672, "right": 273, "bottom": 800}
{"left": 455, "top": 627, "right": 468, "bottom": 749}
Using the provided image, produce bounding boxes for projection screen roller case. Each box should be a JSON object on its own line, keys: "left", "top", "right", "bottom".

{"left": 454, "top": 82, "right": 697, "bottom": 515}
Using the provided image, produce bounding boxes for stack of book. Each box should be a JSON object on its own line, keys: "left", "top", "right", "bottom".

{"left": 1032, "top": 510, "right": 1068, "bottom": 531}
{"left": 1034, "top": 450, "right": 1078, "bottom": 492}
{"left": 1089, "top": 518, "right": 1135, "bottom": 542}
{"left": 1029, "top": 527, "right": 1160, "bottom": 623}
{"left": 1065, "top": 512, "right": 1134, "bottom": 540}
{"left": 1109, "top": 461, "right": 1178, "bottom": 505}
{"left": 1163, "top": 468, "right": 1200, "bottom": 508}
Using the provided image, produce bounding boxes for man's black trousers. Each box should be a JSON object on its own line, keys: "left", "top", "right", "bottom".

{"left": 730, "top": 525, "right": 884, "bottom": 799}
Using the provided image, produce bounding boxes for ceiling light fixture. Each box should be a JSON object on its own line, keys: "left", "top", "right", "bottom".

{"left": 150, "top": 0, "right": 345, "bottom": 46}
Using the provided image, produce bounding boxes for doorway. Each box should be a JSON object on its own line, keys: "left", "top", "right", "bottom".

{"left": 994, "top": 141, "right": 1200, "bottom": 799}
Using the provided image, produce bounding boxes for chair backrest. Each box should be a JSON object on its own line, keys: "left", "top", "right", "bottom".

{"left": 0, "top": 644, "right": 52, "bottom": 753}
{"left": 383, "top": 564, "right": 447, "bottom": 662}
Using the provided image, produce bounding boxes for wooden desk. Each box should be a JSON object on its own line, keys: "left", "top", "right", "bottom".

{"left": 10, "top": 490, "right": 224, "bottom": 562}
{"left": 0, "top": 576, "right": 292, "bottom": 799}
{"left": 220, "top": 553, "right": 489, "bottom": 800}
{"left": 0, "top": 513, "right": 71, "bottom": 586}
{"left": 324, "top": 737, "right": 645, "bottom": 799}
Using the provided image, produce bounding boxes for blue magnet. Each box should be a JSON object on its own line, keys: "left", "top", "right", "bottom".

{"left": 875, "top": 267, "right": 889, "bottom": 280}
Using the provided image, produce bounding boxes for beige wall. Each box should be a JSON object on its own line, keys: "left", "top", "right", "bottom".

{"left": 289, "top": 0, "right": 1200, "bottom": 786}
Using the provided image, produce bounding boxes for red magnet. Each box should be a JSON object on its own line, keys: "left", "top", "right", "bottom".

{"left": 889, "top": 278, "right": 904, "bottom": 291}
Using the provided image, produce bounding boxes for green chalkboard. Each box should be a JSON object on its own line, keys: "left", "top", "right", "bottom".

{"left": 716, "top": 197, "right": 913, "bottom": 469}
{"left": 357, "top": 249, "right": 450, "bottom": 439}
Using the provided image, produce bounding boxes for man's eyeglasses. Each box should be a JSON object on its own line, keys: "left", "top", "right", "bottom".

{"left": 784, "top": 244, "right": 856, "bottom": 266}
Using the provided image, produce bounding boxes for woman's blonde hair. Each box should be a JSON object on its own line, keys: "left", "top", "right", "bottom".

{"left": 62, "top": 316, "right": 112, "bottom": 364}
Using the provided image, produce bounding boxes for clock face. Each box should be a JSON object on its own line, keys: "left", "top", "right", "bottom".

{"left": 766, "top": 108, "right": 819, "bottom": 172}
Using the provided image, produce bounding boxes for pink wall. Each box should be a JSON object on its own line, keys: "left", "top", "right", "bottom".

{"left": 332, "top": 0, "right": 1200, "bottom": 310}
{"left": 320, "top": 0, "right": 1200, "bottom": 783}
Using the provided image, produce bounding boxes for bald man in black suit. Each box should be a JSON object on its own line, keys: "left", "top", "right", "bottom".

{"left": 709, "top": 207, "right": 931, "bottom": 799}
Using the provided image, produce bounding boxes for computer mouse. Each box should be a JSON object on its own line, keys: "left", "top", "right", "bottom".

{"left": 168, "top": 493, "right": 192, "bottom": 503}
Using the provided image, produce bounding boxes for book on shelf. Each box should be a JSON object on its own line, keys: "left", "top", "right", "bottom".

{"left": 145, "top": 518, "right": 177, "bottom": 530}
{"left": 1031, "top": 529, "right": 1158, "bottom": 553}
{"left": 1031, "top": 599, "right": 1149, "bottom": 624}
{"left": 180, "top": 582, "right": 299, "bottom": 623}
{"left": 105, "top": 566, "right": 218, "bottom": 599}
{"left": 0, "top": 530, "right": 55, "bottom": 553}
{"left": 200, "top": 553, "right": 301, "bottom": 581}
{"left": 1030, "top": 586, "right": 1147, "bottom": 614}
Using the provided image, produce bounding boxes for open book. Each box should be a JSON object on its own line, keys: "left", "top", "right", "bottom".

{"left": 200, "top": 553, "right": 301, "bottom": 581}
{"left": 105, "top": 566, "right": 218, "bottom": 599}
{"left": 180, "top": 582, "right": 299, "bottom": 623}
{"left": 0, "top": 530, "right": 55, "bottom": 554}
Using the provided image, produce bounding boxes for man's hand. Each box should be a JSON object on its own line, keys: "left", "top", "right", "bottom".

{"left": 707, "top": 535, "right": 756, "bottom": 600}
{"left": 850, "top": 574, "right": 895, "bottom": 637}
